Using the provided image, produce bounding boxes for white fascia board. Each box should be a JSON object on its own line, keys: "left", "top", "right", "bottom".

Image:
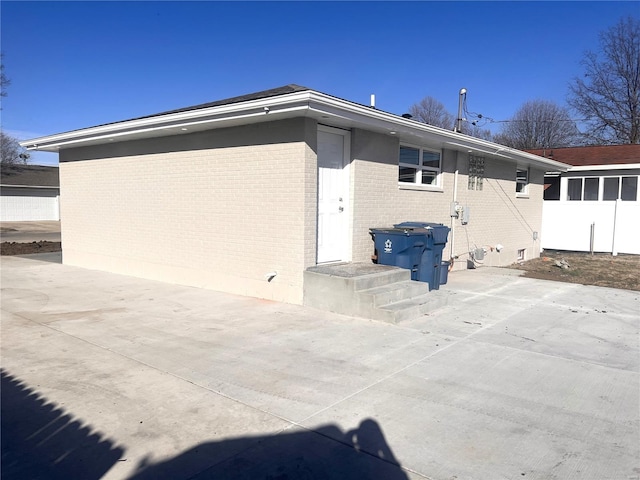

{"left": 307, "top": 92, "right": 571, "bottom": 171}
{"left": 17, "top": 88, "right": 569, "bottom": 172}
{"left": 20, "top": 93, "right": 314, "bottom": 151}
{"left": 567, "top": 163, "right": 640, "bottom": 172}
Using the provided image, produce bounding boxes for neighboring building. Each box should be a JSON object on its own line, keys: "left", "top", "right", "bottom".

{"left": 530, "top": 145, "right": 640, "bottom": 255}
{"left": 0, "top": 164, "right": 60, "bottom": 221}
{"left": 21, "top": 85, "right": 567, "bottom": 304}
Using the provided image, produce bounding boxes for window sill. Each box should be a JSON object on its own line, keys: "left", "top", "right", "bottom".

{"left": 399, "top": 183, "right": 444, "bottom": 192}
{"left": 516, "top": 193, "right": 530, "bottom": 199}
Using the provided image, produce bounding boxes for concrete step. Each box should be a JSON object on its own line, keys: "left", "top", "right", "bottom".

{"left": 377, "top": 292, "right": 450, "bottom": 323}
{"left": 303, "top": 262, "right": 448, "bottom": 324}
{"left": 350, "top": 268, "right": 411, "bottom": 291}
{"left": 358, "top": 280, "right": 429, "bottom": 307}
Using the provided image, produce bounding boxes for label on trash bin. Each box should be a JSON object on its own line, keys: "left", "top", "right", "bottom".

{"left": 384, "top": 239, "right": 392, "bottom": 253}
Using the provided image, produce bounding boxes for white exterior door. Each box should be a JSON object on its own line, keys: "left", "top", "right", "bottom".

{"left": 317, "top": 128, "right": 350, "bottom": 263}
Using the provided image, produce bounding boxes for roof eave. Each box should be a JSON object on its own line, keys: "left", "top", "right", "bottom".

{"left": 307, "top": 92, "right": 571, "bottom": 171}
{"left": 0, "top": 184, "right": 60, "bottom": 189}
{"left": 567, "top": 163, "right": 640, "bottom": 172}
{"left": 19, "top": 89, "right": 571, "bottom": 171}
{"left": 19, "top": 92, "right": 316, "bottom": 152}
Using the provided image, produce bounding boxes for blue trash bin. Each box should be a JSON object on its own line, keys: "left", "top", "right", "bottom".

{"left": 370, "top": 228, "right": 427, "bottom": 280}
{"left": 393, "top": 222, "right": 451, "bottom": 290}
{"left": 440, "top": 261, "right": 450, "bottom": 285}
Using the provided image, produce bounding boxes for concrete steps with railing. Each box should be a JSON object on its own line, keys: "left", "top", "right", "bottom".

{"left": 303, "top": 262, "right": 450, "bottom": 324}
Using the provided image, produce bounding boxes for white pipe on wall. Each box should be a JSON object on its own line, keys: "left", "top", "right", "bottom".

{"left": 450, "top": 164, "right": 459, "bottom": 265}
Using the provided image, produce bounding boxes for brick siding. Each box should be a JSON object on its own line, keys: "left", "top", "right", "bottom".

{"left": 60, "top": 118, "right": 317, "bottom": 304}
{"left": 350, "top": 128, "right": 544, "bottom": 268}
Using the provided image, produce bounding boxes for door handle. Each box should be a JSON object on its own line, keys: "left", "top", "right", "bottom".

{"left": 339, "top": 206, "right": 344, "bottom": 212}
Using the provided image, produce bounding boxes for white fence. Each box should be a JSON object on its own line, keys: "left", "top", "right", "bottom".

{"left": 541, "top": 200, "right": 640, "bottom": 255}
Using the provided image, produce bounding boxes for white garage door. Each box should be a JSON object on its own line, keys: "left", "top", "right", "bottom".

{"left": 1, "top": 187, "right": 60, "bottom": 221}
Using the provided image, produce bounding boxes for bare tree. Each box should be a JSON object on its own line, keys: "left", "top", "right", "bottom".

{"left": 460, "top": 123, "right": 493, "bottom": 141}
{"left": 493, "top": 100, "right": 580, "bottom": 149}
{"left": 1, "top": 53, "right": 10, "bottom": 103}
{"left": 408, "top": 96, "right": 455, "bottom": 129}
{"left": 0, "top": 56, "right": 29, "bottom": 165}
{"left": 1, "top": 132, "right": 30, "bottom": 165}
{"left": 568, "top": 16, "right": 640, "bottom": 144}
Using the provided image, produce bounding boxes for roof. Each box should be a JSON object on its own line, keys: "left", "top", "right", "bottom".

{"left": 21, "top": 85, "right": 570, "bottom": 172}
{"left": 528, "top": 145, "right": 640, "bottom": 167}
{"left": 0, "top": 164, "right": 60, "bottom": 188}
{"left": 139, "top": 84, "right": 311, "bottom": 119}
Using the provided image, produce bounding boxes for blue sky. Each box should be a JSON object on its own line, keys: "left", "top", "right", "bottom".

{"left": 2, "top": 1, "right": 638, "bottom": 165}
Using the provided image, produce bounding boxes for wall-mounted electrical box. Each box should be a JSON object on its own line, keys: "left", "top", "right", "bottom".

{"left": 450, "top": 201, "right": 461, "bottom": 218}
{"left": 461, "top": 206, "right": 470, "bottom": 225}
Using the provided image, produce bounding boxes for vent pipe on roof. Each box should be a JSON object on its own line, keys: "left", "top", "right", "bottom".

{"left": 454, "top": 88, "right": 467, "bottom": 133}
{"left": 370, "top": 94, "right": 376, "bottom": 109}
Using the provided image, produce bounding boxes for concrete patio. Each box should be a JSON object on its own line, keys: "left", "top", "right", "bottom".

{"left": 1, "top": 254, "right": 638, "bottom": 479}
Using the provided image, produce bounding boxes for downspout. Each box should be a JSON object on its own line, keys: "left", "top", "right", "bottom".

{"left": 450, "top": 162, "right": 459, "bottom": 268}
{"left": 612, "top": 199, "right": 620, "bottom": 256}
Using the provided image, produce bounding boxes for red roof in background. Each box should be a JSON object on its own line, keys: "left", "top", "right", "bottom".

{"left": 528, "top": 145, "right": 640, "bottom": 167}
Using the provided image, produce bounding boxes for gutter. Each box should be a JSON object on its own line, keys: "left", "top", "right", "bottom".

{"left": 0, "top": 184, "right": 60, "bottom": 189}
{"left": 19, "top": 89, "right": 571, "bottom": 171}
{"left": 565, "top": 163, "right": 640, "bottom": 172}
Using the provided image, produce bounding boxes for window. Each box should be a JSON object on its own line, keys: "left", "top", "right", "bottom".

{"left": 516, "top": 168, "right": 528, "bottom": 195}
{"left": 544, "top": 175, "right": 560, "bottom": 200}
{"left": 603, "top": 177, "right": 619, "bottom": 201}
{"left": 468, "top": 155, "right": 485, "bottom": 191}
{"left": 584, "top": 178, "right": 599, "bottom": 201}
{"left": 622, "top": 176, "right": 638, "bottom": 201}
{"left": 517, "top": 249, "right": 526, "bottom": 261}
{"left": 567, "top": 178, "right": 582, "bottom": 201}
{"left": 601, "top": 176, "right": 637, "bottom": 201}
{"left": 399, "top": 145, "right": 441, "bottom": 186}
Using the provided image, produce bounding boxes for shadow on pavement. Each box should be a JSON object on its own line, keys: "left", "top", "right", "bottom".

{"left": 0, "top": 369, "right": 125, "bottom": 480}
{"left": 1, "top": 369, "right": 409, "bottom": 480}
{"left": 127, "top": 418, "right": 409, "bottom": 480}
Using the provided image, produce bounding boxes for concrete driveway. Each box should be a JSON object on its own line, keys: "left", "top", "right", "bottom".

{"left": 1, "top": 255, "right": 638, "bottom": 480}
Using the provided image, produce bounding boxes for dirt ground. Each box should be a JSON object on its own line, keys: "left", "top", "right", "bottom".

{"left": 508, "top": 250, "right": 640, "bottom": 292}
{"left": 1, "top": 242, "right": 62, "bottom": 256}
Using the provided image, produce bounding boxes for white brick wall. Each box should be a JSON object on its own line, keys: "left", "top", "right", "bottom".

{"left": 60, "top": 118, "right": 317, "bottom": 304}
{"left": 59, "top": 118, "right": 546, "bottom": 305}
{"left": 349, "top": 129, "right": 545, "bottom": 269}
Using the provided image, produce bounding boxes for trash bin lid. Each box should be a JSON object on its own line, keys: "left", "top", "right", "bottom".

{"left": 394, "top": 221, "right": 445, "bottom": 229}
{"left": 370, "top": 227, "right": 427, "bottom": 236}
{"left": 392, "top": 222, "right": 450, "bottom": 243}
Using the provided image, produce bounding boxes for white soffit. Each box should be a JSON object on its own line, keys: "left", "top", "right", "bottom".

{"left": 20, "top": 89, "right": 570, "bottom": 171}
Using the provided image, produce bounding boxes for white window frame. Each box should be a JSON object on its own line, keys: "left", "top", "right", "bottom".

{"left": 583, "top": 176, "right": 600, "bottom": 201}
{"left": 563, "top": 175, "right": 638, "bottom": 202}
{"left": 398, "top": 144, "right": 442, "bottom": 190}
{"left": 567, "top": 177, "right": 583, "bottom": 201}
{"left": 516, "top": 167, "right": 529, "bottom": 197}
